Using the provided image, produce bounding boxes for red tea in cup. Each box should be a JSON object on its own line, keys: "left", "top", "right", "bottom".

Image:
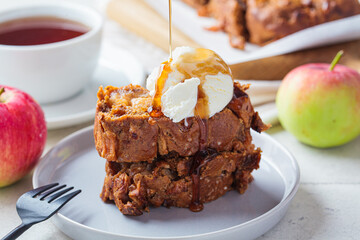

{"left": 0, "top": 16, "right": 89, "bottom": 46}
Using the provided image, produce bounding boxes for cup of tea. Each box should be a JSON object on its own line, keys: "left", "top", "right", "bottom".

{"left": 0, "top": 2, "right": 103, "bottom": 104}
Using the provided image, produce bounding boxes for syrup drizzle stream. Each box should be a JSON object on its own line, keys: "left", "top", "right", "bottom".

{"left": 150, "top": 0, "right": 173, "bottom": 117}
{"left": 149, "top": 61, "right": 172, "bottom": 118}
{"left": 189, "top": 118, "right": 213, "bottom": 212}
{"left": 168, "top": 0, "right": 173, "bottom": 59}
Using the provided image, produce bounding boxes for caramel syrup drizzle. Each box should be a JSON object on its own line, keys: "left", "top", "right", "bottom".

{"left": 149, "top": 49, "right": 231, "bottom": 212}
{"left": 149, "top": 0, "right": 232, "bottom": 211}
{"left": 174, "top": 49, "right": 230, "bottom": 212}
{"left": 149, "top": 60, "right": 172, "bottom": 118}
{"left": 150, "top": 49, "right": 230, "bottom": 119}
{"left": 175, "top": 48, "right": 230, "bottom": 119}
{"left": 168, "top": 0, "right": 173, "bottom": 59}
{"left": 150, "top": 0, "right": 173, "bottom": 117}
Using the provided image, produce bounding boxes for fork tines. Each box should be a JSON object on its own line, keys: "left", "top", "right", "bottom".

{"left": 28, "top": 183, "right": 59, "bottom": 197}
{"left": 30, "top": 183, "right": 81, "bottom": 203}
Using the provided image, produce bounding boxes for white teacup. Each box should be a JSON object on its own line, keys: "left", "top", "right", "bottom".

{"left": 0, "top": 2, "right": 103, "bottom": 104}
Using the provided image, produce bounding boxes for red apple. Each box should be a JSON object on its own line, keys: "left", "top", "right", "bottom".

{"left": 276, "top": 52, "right": 360, "bottom": 147}
{"left": 0, "top": 85, "right": 47, "bottom": 187}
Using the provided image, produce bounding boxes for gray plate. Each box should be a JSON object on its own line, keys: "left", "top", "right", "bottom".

{"left": 33, "top": 126, "right": 299, "bottom": 240}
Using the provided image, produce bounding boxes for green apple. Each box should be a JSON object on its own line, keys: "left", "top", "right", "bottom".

{"left": 276, "top": 52, "right": 360, "bottom": 148}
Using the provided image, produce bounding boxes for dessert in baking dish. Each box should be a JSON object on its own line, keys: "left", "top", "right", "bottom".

{"left": 94, "top": 47, "right": 269, "bottom": 215}
{"left": 184, "top": 0, "right": 360, "bottom": 49}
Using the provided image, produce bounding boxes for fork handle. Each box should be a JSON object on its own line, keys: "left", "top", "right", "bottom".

{"left": 1, "top": 223, "right": 32, "bottom": 240}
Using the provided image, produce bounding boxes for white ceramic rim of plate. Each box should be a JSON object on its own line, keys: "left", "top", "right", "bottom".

{"left": 44, "top": 47, "right": 145, "bottom": 129}
{"left": 33, "top": 126, "right": 300, "bottom": 239}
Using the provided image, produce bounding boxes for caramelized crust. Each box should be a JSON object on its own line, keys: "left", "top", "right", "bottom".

{"left": 95, "top": 85, "right": 157, "bottom": 162}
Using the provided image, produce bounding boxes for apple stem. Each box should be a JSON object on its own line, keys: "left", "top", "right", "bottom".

{"left": 0, "top": 88, "right": 4, "bottom": 103}
{"left": 329, "top": 50, "right": 344, "bottom": 71}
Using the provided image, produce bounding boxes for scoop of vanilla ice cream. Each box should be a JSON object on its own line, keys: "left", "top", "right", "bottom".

{"left": 146, "top": 47, "right": 233, "bottom": 122}
{"left": 161, "top": 77, "right": 200, "bottom": 122}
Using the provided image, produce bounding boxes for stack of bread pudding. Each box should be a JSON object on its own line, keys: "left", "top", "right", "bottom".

{"left": 94, "top": 47, "right": 269, "bottom": 215}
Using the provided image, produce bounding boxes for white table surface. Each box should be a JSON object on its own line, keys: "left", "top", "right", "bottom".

{"left": 1, "top": 0, "right": 360, "bottom": 239}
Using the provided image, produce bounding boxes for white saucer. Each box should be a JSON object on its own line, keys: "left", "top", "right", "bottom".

{"left": 42, "top": 46, "right": 145, "bottom": 130}
{"left": 33, "top": 127, "right": 300, "bottom": 240}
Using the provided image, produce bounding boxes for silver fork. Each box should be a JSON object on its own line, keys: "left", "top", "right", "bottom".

{"left": 1, "top": 183, "right": 81, "bottom": 240}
